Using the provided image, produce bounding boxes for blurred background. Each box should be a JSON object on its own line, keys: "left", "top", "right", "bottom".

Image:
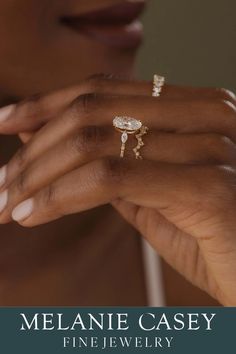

{"left": 137, "top": 0, "right": 236, "bottom": 91}
{"left": 137, "top": 0, "right": 235, "bottom": 305}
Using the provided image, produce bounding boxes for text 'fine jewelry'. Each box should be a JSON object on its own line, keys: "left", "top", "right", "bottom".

{"left": 152, "top": 74, "right": 165, "bottom": 97}
{"left": 113, "top": 116, "right": 149, "bottom": 159}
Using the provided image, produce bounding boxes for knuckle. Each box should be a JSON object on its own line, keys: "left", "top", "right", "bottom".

{"left": 95, "top": 157, "right": 128, "bottom": 186}
{"left": 70, "top": 126, "right": 108, "bottom": 154}
{"left": 41, "top": 184, "right": 56, "bottom": 208}
{"left": 14, "top": 171, "right": 30, "bottom": 195}
{"left": 17, "top": 93, "right": 45, "bottom": 118}
{"left": 71, "top": 93, "right": 101, "bottom": 117}
{"left": 13, "top": 145, "right": 29, "bottom": 169}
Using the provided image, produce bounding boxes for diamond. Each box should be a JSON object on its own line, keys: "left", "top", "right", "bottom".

{"left": 113, "top": 116, "right": 142, "bottom": 132}
{"left": 153, "top": 75, "right": 165, "bottom": 97}
{"left": 121, "top": 132, "right": 128, "bottom": 143}
{"left": 154, "top": 75, "right": 165, "bottom": 85}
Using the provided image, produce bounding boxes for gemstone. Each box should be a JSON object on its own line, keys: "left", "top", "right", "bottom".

{"left": 121, "top": 132, "right": 128, "bottom": 143}
{"left": 154, "top": 75, "right": 165, "bottom": 85}
{"left": 113, "top": 116, "right": 142, "bottom": 132}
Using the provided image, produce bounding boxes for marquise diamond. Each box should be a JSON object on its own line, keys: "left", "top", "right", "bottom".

{"left": 121, "top": 132, "right": 128, "bottom": 143}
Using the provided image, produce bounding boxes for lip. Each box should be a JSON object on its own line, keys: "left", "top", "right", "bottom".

{"left": 61, "top": 1, "right": 147, "bottom": 49}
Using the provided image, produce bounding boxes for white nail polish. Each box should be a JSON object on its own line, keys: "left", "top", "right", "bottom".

{"left": 12, "top": 198, "right": 34, "bottom": 221}
{"left": 0, "top": 104, "right": 15, "bottom": 123}
{"left": 0, "top": 190, "right": 8, "bottom": 213}
{"left": 0, "top": 165, "right": 7, "bottom": 188}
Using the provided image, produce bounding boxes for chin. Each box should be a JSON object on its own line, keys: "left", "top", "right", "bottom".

{"left": 52, "top": 35, "right": 140, "bottom": 89}
{"left": 0, "top": 37, "right": 139, "bottom": 102}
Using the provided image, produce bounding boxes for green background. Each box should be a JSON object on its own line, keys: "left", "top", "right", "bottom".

{"left": 137, "top": 0, "right": 236, "bottom": 91}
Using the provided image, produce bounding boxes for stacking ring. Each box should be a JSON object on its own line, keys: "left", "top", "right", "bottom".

{"left": 113, "top": 75, "right": 165, "bottom": 158}
{"left": 113, "top": 116, "right": 148, "bottom": 159}
{"left": 152, "top": 74, "right": 165, "bottom": 97}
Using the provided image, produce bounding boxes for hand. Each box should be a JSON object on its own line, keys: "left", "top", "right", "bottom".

{"left": 0, "top": 75, "right": 236, "bottom": 306}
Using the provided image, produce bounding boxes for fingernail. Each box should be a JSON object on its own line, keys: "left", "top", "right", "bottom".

{"left": 0, "top": 104, "right": 15, "bottom": 123}
{"left": 12, "top": 198, "right": 34, "bottom": 221}
{"left": 0, "top": 190, "right": 8, "bottom": 213}
{"left": 0, "top": 165, "right": 7, "bottom": 187}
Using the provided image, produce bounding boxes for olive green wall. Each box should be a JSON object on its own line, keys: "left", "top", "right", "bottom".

{"left": 137, "top": 0, "right": 236, "bottom": 91}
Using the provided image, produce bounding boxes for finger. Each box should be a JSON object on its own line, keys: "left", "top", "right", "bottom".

{"left": 1, "top": 90, "right": 236, "bottom": 188}
{"left": 66, "top": 95, "right": 235, "bottom": 140}
{"left": 9, "top": 93, "right": 235, "bottom": 171}
{"left": 8, "top": 158, "right": 234, "bottom": 230}
{"left": 1, "top": 93, "right": 235, "bottom": 197}
{"left": 0, "top": 76, "right": 152, "bottom": 134}
{"left": 0, "top": 74, "right": 234, "bottom": 134}
{"left": 2, "top": 127, "right": 236, "bottom": 223}
{"left": 3, "top": 126, "right": 236, "bottom": 197}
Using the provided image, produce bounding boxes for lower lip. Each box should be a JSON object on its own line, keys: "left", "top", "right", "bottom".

{"left": 62, "top": 1, "right": 146, "bottom": 49}
{"left": 70, "top": 21, "right": 143, "bottom": 50}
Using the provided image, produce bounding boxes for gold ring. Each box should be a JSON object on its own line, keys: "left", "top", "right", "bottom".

{"left": 152, "top": 74, "right": 165, "bottom": 97}
{"left": 113, "top": 116, "right": 148, "bottom": 159}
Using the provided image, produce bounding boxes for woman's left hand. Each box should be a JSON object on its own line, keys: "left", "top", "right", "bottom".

{"left": 0, "top": 75, "right": 236, "bottom": 305}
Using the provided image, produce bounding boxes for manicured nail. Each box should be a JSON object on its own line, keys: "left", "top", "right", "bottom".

{"left": 12, "top": 198, "right": 34, "bottom": 221}
{"left": 0, "top": 165, "right": 7, "bottom": 188}
{"left": 0, "top": 190, "right": 8, "bottom": 213}
{"left": 0, "top": 104, "right": 15, "bottom": 123}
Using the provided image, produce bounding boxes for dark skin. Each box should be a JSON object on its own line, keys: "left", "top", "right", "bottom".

{"left": 0, "top": 0, "right": 236, "bottom": 306}
{"left": 0, "top": 0, "right": 135, "bottom": 100}
{"left": 0, "top": 0, "right": 146, "bottom": 306}
{"left": 0, "top": 77, "right": 236, "bottom": 306}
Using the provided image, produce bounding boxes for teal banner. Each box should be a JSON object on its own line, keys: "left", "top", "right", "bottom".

{"left": 0, "top": 307, "right": 235, "bottom": 353}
